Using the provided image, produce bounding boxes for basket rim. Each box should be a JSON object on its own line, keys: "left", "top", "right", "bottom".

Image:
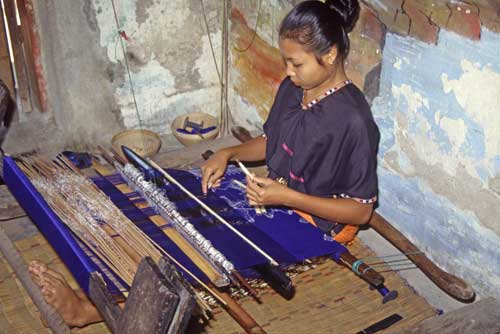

{"left": 111, "top": 129, "right": 161, "bottom": 143}
{"left": 172, "top": 111, "right": 218, "bottom": 120}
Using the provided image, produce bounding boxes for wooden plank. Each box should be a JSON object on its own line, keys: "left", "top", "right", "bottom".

{"left": 88, "top": 272, "right": 121, "bottom": 333}
{"left": 2, "top": 0, "right": 31, "bottom": 113}
{"left": 16, "top": 0, "right": 43, "bottom": 112}
{"left": 0, "top": 7, "right": 14, "bottom": 95}
{"left": 158, "top": 256, "right": 198, "bottom": 334}
{"left": 117, "top": 257, "right": 181, "bottom": 334}
{"left": 394, "top": 297, "right": 500, "bottom": 334}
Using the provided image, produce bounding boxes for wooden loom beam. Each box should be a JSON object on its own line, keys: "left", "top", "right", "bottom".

{"left": 91, "top": 158, "right": 266, "bottom": 334}
{"left": 369, "top": 213, "right": 474, "bottom": 302}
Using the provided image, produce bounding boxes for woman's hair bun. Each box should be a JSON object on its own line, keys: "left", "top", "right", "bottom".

{"left": 325, "top": 0, "right": 360, "bottom": 33}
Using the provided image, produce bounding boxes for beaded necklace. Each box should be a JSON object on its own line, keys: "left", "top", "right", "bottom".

{"left": 301, "top": 79, "right": 352, "bottom": 109}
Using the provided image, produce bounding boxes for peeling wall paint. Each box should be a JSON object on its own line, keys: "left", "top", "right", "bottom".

{"left": 373, "top": 28, "right": 500, "bottom": 300}
{"left": 5, "top": 0, "right": 500, "bottom": 305}
{"left": 90, "top": 0, "right": 224, "bottom": 135}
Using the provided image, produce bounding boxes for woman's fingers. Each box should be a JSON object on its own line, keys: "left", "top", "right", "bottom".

{"left": 203, "top": 169, "right": 225, "bottom": 193}
{"left": 201, "top": 167, "right": 213, "bottom": 194}
{"left": 252, "top": 175, "right": 273, "bottom": 186}
{"left": 246, "top": 181, "right": 265, "bottom": 205}
{"left": 201, "top": 151, "right": 230, "bottom": 193}
{"left": 211, "top": 178, "right": 222, "bottom": 188}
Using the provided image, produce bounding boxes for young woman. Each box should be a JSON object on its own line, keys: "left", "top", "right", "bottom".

{"left": 202, "top": 0, "right": 379, "bottom": 243}
{"left": 28, "top": 0, "right": 379, "bottom": 329}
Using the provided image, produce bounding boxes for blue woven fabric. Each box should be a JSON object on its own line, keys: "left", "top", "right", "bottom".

{"left": 93, "top": 166, "right": 348, "bottom": 277}
{"left": 4, "top": 157, "right": 347, "bottom": 294}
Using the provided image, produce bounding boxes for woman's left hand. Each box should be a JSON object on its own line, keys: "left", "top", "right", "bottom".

{"left": 245, "top": 175, "right": 289, "bottom": 206}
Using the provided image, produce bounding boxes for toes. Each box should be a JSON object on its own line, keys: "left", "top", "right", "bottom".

{"left": 31, "top": 275, "right": 43, "bottom": 287}
{"left": 28, "top": 261, "right": 48, "bottom": 276}
{"left": 45, "top": 268, "right": 65, "bottom": 282}
{"left": 40, "top": 280, "right": 56, "bottom": 302}
{"left": 43, "top": 272, "right": 68, "bottom": 289}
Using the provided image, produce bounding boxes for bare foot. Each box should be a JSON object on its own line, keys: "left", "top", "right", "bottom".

{"left": 29, "top": 261, "right": 103, "bottom": 327}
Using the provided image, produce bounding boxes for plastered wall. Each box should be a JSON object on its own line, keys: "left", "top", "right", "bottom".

{"left": 230, "top": 0, "right": 500, "bottom": 304}
{"left": 3, "top": 0, "right": 500, "bottom": 306}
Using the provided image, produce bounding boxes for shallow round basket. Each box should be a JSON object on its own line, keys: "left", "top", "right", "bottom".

{"left": 111, "top": 129, "right": 161, "bottom": 160}
{"left": 171, "top": 112, "right": 219, "bottom": 147}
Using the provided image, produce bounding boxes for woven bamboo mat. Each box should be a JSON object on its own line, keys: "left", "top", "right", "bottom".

{"left": 0, "top": 234, "right": 436, "bottom": 334}
{"left": 199, "top": 239, "right": 437, "bottom": 334}
{"left": 0, "top": 234, "right": 109, "bottom": 334}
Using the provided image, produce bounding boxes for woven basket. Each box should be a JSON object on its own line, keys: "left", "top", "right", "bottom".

{"left": 171, "top": 112, "right": 219, "bottom": 147}
{"left": 111, "top": 129, "right": 161, "bottom": 160}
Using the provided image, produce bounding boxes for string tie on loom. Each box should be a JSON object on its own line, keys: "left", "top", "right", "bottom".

{"left": 351, "top": 259, "right": 368, "bottom": 275}
{"left": 352, "top": 252, "right": 423, "bottom": 275}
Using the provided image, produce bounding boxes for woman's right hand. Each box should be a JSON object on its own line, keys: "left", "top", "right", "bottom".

{"left": 201, "top": 149, "right": 231, "bottom": 194}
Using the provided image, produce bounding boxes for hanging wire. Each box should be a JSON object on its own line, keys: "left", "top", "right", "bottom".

{"left": 110, "top": 0, "right": 147, "bottom": 151}
{"left": 200, "top": 0, "right": 222, "bottom": 83}
{"left": 233, "top": 0, "right": 263, "bottom": 53}
{"left": 200, "top": 0, "right": 234, "bottom": 136}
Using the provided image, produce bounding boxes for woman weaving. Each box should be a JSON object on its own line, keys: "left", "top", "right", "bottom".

{"left": 27, "top": 0, "right": 379, "bottom": 328}
{"left": 202, "top": 0, "right": 380, "bottom": 244}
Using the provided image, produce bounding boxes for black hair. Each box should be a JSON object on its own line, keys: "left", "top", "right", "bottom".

{"left": 279, "top": 0, "right": 360, "bottom": 62}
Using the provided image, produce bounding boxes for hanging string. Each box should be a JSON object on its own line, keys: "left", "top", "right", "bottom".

{"left": 200, "top": 0, "right": 222, "bottom": 83}
{"left": 199, "top": 0, "right": 268, "bottom": 136}
{"left": 200, "top": 0, "right": 233, "bottom": 136}
{"left": 233, "top": 0, "right": 263, "bottom": 53}
{"left": 110, "top": 0, "right": 147, "bottom": 151}
{"left": 351, "top": 252, "right": 422, "bottom": 275}
{"left": 220, "top": 0, "right": 231, "bottom": 136}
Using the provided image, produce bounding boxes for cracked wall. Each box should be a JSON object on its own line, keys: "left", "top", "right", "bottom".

{"left": 373, "top": 28, "right": 500, "bottom": 301}
{"left": 232, "top": 0, "right": 500, "bottom": 303}
{"left": 91, "top": 0, "right": 223, "bottom": 134}
{"left": 4, "top": 0, "right": 500, "bottom": 304}
{"left": 3, "top": 0, "right": 225, "bottom": 154}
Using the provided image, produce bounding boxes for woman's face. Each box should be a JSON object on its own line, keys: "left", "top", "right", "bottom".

{"left": 279, "top": 38, "right": 334, "bottom": 90}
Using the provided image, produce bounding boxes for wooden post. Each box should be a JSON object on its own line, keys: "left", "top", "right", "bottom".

{"left": 1, "top": 0, "right": 31, "bottom": 113}
{"left": 369, "top": 212, "right": 474, "bottom": 302}
{"left": 0, "top": 227, "right": 71, "bottom": 334}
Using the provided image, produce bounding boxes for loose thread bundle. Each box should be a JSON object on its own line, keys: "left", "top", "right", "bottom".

{"left": 17, "top": 155, "right": 227, "bottom": 307}
{"left": 17, "top": 157, "right": 153, "bottom": 285}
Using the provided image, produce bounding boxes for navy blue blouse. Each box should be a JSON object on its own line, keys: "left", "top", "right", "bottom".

{"left": 263, "top": 77, "right": 380, "bottom": 233}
